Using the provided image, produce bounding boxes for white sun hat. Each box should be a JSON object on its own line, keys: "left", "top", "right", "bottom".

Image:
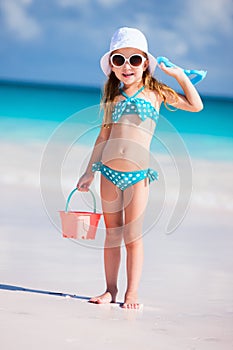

{"left": 100, "top": 27, "right": 157, "bottom": 76}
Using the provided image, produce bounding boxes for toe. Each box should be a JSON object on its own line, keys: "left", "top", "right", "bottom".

{"left": 121, "top": 302, "right": 143, "bottom": 310}
{"left": 89, "top": 292, "right": 112, "bottom": 304}
{"left": 89, "top": 297, "right": 98, "bottom": 303}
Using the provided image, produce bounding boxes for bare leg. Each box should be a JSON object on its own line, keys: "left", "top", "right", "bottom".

{"left": 89, "top": 175, "right": 123, "bottom": 304}
{"left": 123, "top": 239, "right": 144, "bottom": 309}
{"left": 89, "top": 225, "right": 122, "bottom": 304}
{"left": 122, "top": 179, "right": 149, "bottom": 309}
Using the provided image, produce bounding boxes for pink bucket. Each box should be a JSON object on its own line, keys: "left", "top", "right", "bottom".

{"left": 59, "top": 188, "right": 101, "bottom": 240}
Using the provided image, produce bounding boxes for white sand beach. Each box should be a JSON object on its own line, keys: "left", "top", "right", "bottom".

{"left": 1, "top": 140, "right": 233, "bottom": 350}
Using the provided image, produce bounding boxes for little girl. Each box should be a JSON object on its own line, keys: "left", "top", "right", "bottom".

{"left": 77, "top": 27, "right": 203, "bottom": 309}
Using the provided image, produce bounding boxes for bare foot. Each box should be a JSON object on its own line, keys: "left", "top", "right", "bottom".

{"left": 122, "top": 292, "right": 143, "bottom": 310}
{"left": 89, "top": 291, "right": 115, "bottom": 304}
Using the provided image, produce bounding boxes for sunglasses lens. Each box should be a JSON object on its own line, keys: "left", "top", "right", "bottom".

{"left": 111, "top": 54, "right": 125, "bottom": 67}
{"left": 129, "top": 55, "right": 143, "bottom": 66}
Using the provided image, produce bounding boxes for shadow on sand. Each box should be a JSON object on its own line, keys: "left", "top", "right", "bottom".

{"left": 0, "top": 283, "right": 90, "bottom": 301}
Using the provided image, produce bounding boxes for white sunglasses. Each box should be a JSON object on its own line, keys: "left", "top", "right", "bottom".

{"left": 110, "top": 53, "right": 147, "bottom": 68}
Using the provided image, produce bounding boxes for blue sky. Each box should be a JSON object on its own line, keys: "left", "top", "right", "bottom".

{"left": 1, "top": 0, "right": 233, "bottom": 97}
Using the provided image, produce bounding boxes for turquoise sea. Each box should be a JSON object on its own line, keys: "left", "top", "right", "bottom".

{"left": 1, "top": 80, "right": 233, "bottom": 161}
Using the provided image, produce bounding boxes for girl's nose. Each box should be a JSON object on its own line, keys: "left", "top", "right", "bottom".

{"left": 123, "top": 61, "right": 131, "bottom": 68}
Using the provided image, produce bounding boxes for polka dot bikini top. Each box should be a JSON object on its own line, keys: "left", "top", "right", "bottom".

{"left": 112, "top": 86, "right": 159, "bottom": 123}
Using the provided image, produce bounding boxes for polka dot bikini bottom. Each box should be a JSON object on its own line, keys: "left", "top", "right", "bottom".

{"left": 92, "top": 161, "right": 158, "bottom": 191}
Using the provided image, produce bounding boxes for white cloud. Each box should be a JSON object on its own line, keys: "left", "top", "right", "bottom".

{"left": 97, "top": 0, "right": 124, "bottom": 7}
{"left": 131, "top": 0, "right": 233, "bottom": 62}
{"left": 187, "top": 0, "right": 233, "bottom": 35}
{"left": 58, "top": 0, "right": 124, "bottom": 8}
{"left": 125, "top": 12, "right": 189, "bottom": 58}
{"left": 0, "top": 0, "right": 41, "bottom": 41}
{"left": 154, "top": 29, "right": 188, "bottom": 56}
{"left": 58, "top": 0, "right": 88, "bottom": 7}
{"left": 176, "top": 0, "right": 233, "bottom": 48}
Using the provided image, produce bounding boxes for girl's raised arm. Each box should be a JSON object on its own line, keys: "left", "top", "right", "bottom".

{"left": 159, "top": 63, "right": 204, "bottom": 112}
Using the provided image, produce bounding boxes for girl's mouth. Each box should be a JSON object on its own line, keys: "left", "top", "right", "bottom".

{"left": 122, "top": 73, "right": 134, "bottom": 78}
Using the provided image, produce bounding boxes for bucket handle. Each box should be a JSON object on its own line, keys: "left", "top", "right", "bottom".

{"left": 65, "top": 188, "right": 97, "bottom": 213}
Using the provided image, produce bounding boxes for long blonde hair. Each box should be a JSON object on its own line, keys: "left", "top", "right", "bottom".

{"left": 101, "top": 68, "right": 179, "bottom": 124}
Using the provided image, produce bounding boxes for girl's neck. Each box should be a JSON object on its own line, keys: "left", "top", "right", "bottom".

{"left": 122, "top": 81, "right": 144, "bottom": 95}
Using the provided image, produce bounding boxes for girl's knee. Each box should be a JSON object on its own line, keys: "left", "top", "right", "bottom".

{"left": 123, "top": 226, "right": 143, "bottom": 246}
{"left": 105, "top": 228, "right": 123, "bottom": 248}
{"left": 124, "top": 236, "right": 143, "bottom": 249}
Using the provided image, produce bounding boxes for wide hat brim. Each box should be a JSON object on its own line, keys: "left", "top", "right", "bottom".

{"left": 100, "top": 50, "right": 157, "bottom": 76}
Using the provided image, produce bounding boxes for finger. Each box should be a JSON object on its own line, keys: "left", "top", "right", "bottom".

{"left": 77, "top": 184, "right": 86, "bottom": 191}
{"left": 78, "top": 187, "right": 86, "bottom": 192}
{"left": 158, "top": 62, "right": 166, "bottom": 69}
{"left": 80, "top": 184, "right": 89, "bottom": 192}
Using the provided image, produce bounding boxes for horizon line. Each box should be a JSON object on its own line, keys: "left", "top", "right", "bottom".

{"left": 0, "top": 77, "right": 232, "bottom": 101}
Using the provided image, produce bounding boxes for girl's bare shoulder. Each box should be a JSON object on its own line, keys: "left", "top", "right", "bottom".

{"left": 142, "top": 88, "right": 163, "bottom": 109}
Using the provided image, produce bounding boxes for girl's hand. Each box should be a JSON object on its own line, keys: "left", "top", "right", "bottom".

{"left": 159, "top": 62, "right": 185, "bottom": 81}
{"left": 76, "top": 172, "right": 94, "bottom": 192}
{"left": 158, "top": 62, "right": 203, "bottom": 112}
